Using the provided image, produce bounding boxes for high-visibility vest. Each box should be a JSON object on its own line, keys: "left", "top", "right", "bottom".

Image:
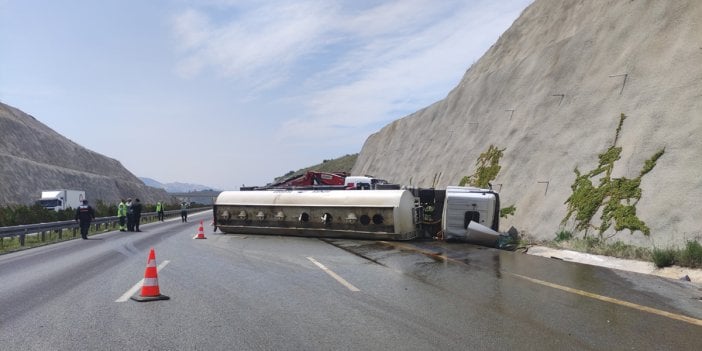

{"left": 118, "top": 202, "right": 127, "bottom": 217}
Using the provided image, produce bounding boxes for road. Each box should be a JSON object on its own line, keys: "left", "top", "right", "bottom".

{"left": 1, "top": 211, "right": 701, "bottom": 350}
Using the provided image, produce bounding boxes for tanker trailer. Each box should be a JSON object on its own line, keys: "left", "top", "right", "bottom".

{"left": 213, "top": 189, "right": 422, "bottom": 240}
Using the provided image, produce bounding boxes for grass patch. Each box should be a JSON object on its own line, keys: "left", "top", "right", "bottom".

{"left": 555, "top": 229, "right": 573, "bottom": 242}
{"left": 649, "top": 241, "right": 702, "bottom": 268}
{"left": 677, "top": 241, "right": 702, "bottom": 268}
{"left": 652, "top": 247, "right": 677, "bottom": 268}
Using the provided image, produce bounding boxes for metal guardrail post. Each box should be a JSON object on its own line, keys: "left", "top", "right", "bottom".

{"left": 20, "top": 229, "right": 26, "bottom": 246}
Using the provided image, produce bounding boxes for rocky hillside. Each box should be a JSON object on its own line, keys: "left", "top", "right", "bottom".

{"left": 0, "top": 102, "right": 171, "bottom": 206}
{"left": 353, "top": 0, "right": 702, "bottom": 247}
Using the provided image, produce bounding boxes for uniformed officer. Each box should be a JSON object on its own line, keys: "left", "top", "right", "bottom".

{"left": 180, "top": 202, "right": 188, "bottom": 222}
{"left": 133, "top": 198, "right": 143, "bottom": 232}
{"left": 126, "top": 198, "right": 134, "bottom": 231}
{"left": 74, "top": 199, "right": 95, "bottom": 240}
{"left": 117, "top": 199, "right": 127, "bottom": 231}
{"left": 156, "top": 201, "right": 164, "bottom": 222}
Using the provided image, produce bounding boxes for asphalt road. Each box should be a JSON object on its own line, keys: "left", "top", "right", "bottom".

{"left": 1, "top": 211, "right": 701, "bottom": 350}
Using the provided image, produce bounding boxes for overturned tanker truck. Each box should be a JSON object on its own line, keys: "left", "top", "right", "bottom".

{"left": 213, "top": 182, "right": 507, "bottom": 246}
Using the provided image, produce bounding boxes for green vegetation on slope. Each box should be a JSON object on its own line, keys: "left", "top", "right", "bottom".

{"left": 459, "top": 145, "right": 504, "bottom": 188}
{"left": 459, "top": 145, "right": 516, "bottom": 218}
{"left": 562, "top": 113, "right": 665, "bottom": 237}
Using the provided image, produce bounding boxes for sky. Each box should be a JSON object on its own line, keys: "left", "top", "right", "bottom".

{"left": 0, "top": 0, "right": 532, "bottom": 190}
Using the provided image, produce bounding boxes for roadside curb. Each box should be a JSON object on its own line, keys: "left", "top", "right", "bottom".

{"left": 526, "top": 245, "right": 702, "bottom": 288}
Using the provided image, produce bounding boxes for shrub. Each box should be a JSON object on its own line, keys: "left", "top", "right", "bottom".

{"left": 652, "top": 247, "right": 677, "bottom": 268}
{"left": 555, "top": 229, "right": 573, "bottom": 242}
{"left": 678, "top": 240, "right": 702, "bottom": 268}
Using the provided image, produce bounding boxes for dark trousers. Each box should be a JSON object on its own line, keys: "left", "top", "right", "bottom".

{"left": 181, "top": 210, "right": 187, "bottom": 222}
{"left": 79, "top": 222, "right": 90, "bottom": 239}
{"left": 127, "top": 214, "right": 135, "bottom": 231}
{"left": 158, "top": 211, "right": 164, "bottom": 221}
{"left": 135, "top": 215, "right": 141, "bottom": 231}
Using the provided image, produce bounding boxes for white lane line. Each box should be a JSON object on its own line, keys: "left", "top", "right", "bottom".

{"left": 115, "top": 260, "right": 171, "bottom": 302}
{"left": 306, "top": 257, "right": 360, "bottom": 292}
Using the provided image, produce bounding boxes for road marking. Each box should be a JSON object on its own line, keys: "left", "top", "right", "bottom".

{"left": 510, "top": 273, "right": 702, "bottom": 327}
{"left": 380, "top": 242, "right": 702, "bottom": 327}
{"left": 115, "top": 260, "right": 171, "bottom": 302}
{"left": 306, "top": 257, "right": 360, "bottom": 292}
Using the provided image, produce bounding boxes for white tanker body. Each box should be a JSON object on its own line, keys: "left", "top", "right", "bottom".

{"left": 214, "top": 189, "right": 422, "bottom": 240}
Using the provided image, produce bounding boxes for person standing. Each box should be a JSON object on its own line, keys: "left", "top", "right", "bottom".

{"left": 126, "top": 198, "right": 134, "bottom": 231}
{"left": 133, "top": 198, "right": 143, "bottom": 232}
{"left": 74, "top": 199, "right": 95, "bottom": 240}
{"left": 180, "top": 202, "right": 188, "bottom": 222}
{"left": 156, "top": 201, "right": 164, "bottom": 222}
{"left": 117, "top": 199, "right": 127, "bottom": 231}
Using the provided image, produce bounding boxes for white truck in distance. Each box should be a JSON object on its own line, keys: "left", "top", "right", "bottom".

{"left": 39, "top": 190, "right": 85, "bottom": 212}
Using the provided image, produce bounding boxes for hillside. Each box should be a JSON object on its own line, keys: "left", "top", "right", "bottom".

{"left": 273, "top": 154, "right": 358, "bottom": 184}
{"left": 352, "top": 0, "right": 702, "bottom": 247}
{"left": 0, "top": 103, "right": 171, "bottom": 205}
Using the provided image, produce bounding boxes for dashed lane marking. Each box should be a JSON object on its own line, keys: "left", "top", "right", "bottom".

{"left": 307, "top": 257, "right": 360, "bottom": 292}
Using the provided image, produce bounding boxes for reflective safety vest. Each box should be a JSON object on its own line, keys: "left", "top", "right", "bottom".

{"left": 156, "top": 202, "right": 163, "bottom": 212}
{"left": 118, "top": 202, "right": 127, "bottom": 217}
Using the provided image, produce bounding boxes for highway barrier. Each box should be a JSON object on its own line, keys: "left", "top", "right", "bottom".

{"left": 0, "top": 208, "right": 210, "bottom": 251}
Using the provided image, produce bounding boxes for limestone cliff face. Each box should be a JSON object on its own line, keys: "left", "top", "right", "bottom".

{"left": 0, "top": 102, "right": 171, "bottom": 206}
{"left": 353, "top": 0, "right": 702, "bottom": 246}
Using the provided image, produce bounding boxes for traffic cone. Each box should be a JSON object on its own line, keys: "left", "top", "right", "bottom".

{"left": 131, "top": 248, "right": 170, "bottom": 302}
{"left": 193, "top": 220, "right": 207, "bottom": 239}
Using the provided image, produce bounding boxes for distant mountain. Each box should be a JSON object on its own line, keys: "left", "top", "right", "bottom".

{"left": 138, "top": 177, "right": 217, "bottom": 193}
{"left": 0, "top": 102, "right": 172, "bottom": 206}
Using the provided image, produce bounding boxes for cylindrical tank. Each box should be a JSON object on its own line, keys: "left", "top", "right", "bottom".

{"left": 214, "top": 190, "right": 419, "bottom": 240}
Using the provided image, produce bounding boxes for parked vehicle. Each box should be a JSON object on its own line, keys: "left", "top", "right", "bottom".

{"left": 38, "top": 190, "right": 85, "bottom": 212}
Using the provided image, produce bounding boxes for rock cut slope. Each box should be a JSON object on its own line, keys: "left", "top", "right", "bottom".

{"left": 0, "top": 102, "right": 170, "bottom": 205}
{"left": 352, "top": 0, "right": 702, "bottom": 246}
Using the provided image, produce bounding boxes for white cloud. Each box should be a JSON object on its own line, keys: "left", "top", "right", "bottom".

{"left": 276, "top": 1, "right": 530, "bottom": 141}
{"left": 171, "top": 1, "right": 339, "bottom": 86}
{"left": 169, "top": 0, "right": 530, "bottom": 158}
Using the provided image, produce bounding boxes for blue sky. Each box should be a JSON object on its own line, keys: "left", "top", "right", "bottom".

{"left": 0, "top": 0, "right": 532, "bottom": 190}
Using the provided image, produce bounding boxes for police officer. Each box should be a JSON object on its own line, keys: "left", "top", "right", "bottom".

{"left": 133, "top": 198, "right": 143, "bottom": 232}
{"left": 117, "top": 199, "right": 127, "bottom": 231}
{"left": 180, "top": 202, "right": 188, "bottom": 222}
{"left": 126, "top": 198, "right": 134, "bottom": 231}
{"left": 156, "top": 201, "right": 164, "bottom": 222}
{"left": 74, "top": 199, "right": 95, "bottom": 240}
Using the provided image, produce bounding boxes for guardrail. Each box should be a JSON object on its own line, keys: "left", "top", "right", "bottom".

{"left": 0, "top": 208, "right": 210, "bottom": 248}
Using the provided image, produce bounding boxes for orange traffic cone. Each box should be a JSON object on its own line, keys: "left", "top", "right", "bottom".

{"left": 193, "top": 220, "right": 207, "bottom": 239}
{"left": 131, "top": 248, "right": 170, "bottom": 302}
